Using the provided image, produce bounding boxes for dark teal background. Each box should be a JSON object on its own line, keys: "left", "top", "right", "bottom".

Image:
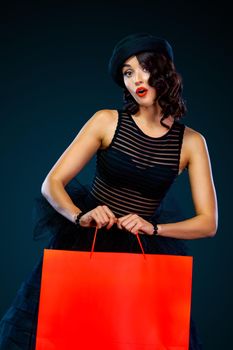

{"left": 0, "top": 1, "right": 232, "bottom": 348}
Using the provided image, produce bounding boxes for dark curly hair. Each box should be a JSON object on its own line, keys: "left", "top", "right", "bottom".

{"left": 121, "top": 51, "right": 187, "bottom": 129}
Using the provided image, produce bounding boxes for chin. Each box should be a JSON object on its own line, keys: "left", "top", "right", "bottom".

{"left": 134, "top": 93, "right": 156, "bottom": 105}
{"left": 137, "top": 100, "right": 156, "bottom": 107}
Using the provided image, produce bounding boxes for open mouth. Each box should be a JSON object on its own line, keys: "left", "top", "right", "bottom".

{"left": 136, "top": 88, "right": 148, "bottom": 97}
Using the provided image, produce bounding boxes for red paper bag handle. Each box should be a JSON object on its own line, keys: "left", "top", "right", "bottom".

{"left": 90, "top": 227, "right": 146, "bottom": 260}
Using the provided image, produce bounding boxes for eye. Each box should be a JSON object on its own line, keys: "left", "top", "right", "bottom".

{"left": 123, "top": 70, "right": 132, "bottom": 77}
{"left": 142, "top": 66, "right": 149, "bottom": 72}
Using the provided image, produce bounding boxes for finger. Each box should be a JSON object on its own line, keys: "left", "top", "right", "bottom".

{"left": 92, "top": 209, "right": 111, "bottom": 229}
{"left": 131, "top": 225, "right": 145, "bottom": 235}
{"left": 117, "top": 214, "right": 133, "bottom": 223}
{"left": 95, "top": 206, "right": 112, "bottom": 227}
{"left": 90, "top": 211, "right": 102, "bottom": 228}
{"left": 101, "top": 206, "right": 117, "bottom": 229}
{"left": 118, "top": 219, "right": 135, "bottom": 231}
{"left": 106, "top": 217, "right": 117, "bottom": 230}
{"left": 127, "top": 221, "right": 139, "bottom": 234}
{"left": 94, "top": 206, "right": 117, "bottom": 229}
{"left": 117, "top": 214, "right": 135, "bottom": 229}
{"left": 79, "top": 212, "right": 95, "bottom": 227}
{"left": 120, "top": 215, "right": 138, "bottom": 230}
{"left": 102, "top": 205, "right": 116, "bottom": 218}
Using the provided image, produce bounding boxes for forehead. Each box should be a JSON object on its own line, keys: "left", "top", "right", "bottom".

{"left": 121, "top": 55, "right": 140, "bottom": 70}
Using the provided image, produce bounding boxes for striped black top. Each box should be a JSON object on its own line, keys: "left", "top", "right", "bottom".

{"left": 89, "top": 109, "right": 185, "bottom": 219}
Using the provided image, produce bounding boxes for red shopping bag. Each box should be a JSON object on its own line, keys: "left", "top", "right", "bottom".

{"left": 36, "top": 229, "right": 193, "bottom": 350}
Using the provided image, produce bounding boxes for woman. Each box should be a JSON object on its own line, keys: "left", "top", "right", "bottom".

{"left": 0, "top": 32, "right": 218, "bottom": 349}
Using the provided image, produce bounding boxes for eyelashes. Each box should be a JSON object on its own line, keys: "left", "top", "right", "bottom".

{"left": 123, "top": 67, "right": 149, "bottom": 77}
{"left": 123, "top": 71, "right": 132, "bottom": 77}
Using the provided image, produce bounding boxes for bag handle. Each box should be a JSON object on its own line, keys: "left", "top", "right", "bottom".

{"left": 90, "top": 227, "right": 146, "bottom": 260}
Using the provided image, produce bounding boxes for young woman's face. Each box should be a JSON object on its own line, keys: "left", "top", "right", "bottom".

{"left": 122, "top": 55, "right": 157, "bottom": 106}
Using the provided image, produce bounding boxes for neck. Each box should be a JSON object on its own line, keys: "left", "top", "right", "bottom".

{"left": 133, "top": 104, "right": 174, "bottom": 127}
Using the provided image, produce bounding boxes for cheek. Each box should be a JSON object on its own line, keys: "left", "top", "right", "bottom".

{"left": 123, "top": 79, "right": 134, "bottom": 93}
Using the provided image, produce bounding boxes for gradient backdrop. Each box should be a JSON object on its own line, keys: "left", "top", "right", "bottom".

{"left": 0, "top": 1, "right": 232, "bottom": 349}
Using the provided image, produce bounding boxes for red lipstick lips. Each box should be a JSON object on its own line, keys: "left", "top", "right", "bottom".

{"left": 136, "top": 87, "right": 148, "bottom": 97}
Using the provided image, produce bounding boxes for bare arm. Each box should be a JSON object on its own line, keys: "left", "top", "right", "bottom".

{"left": 157, "top": 129, "right": 218, "bottom": 239}
{"left": 41, "top": 109, "right": 113, "bottom": 223}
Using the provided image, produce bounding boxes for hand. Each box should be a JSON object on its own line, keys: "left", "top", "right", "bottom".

{"left": 79, "top": 205, "right": 117, "bottom": 229}
{"left": 117, "top": 213, "right": 154, "bottom": 235}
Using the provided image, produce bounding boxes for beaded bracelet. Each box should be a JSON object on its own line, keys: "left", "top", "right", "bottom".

{"left": 149, "top": 220, "right": 159, "bottom": 235}
{"left": 74, "top": 211, "right": 86, "bottom": 227}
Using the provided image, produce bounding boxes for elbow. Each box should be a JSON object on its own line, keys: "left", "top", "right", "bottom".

{"left": 207, "top": 227, "right": 217, "bottom": 238}
{"left": 198, "top": 213, "right": 218, "bottom": 238}
{"left": 41, "top": 176, "right": 63, "bottom": 198}
{"left": 41, "top": 176, "right": 54, "bottom": 198}
{"left": 41, "top": 178, "right": 48, "bottom": 197}
{"left": 206, "top": 220, "right": 218, "bottom": 238}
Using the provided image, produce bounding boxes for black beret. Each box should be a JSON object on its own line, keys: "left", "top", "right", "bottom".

{"left": 108, "top": 32, "right": 174, "bottom": 88}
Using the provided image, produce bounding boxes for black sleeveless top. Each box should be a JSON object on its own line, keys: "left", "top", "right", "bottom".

{"left": 89, "top": 109, "right": 185, "bottom": 219}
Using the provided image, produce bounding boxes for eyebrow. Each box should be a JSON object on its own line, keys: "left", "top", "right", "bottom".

{"left": 122, "top": 63, "right": 132, "bottom": 70}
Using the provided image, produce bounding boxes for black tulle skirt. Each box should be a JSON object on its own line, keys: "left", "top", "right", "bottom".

{"left": 0, "top": 178, "right": 203, "bottom": 349}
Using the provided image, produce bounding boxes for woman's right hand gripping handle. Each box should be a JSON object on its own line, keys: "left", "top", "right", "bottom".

{"left": 79, "top": 205, "right": 118, "bottom": 230}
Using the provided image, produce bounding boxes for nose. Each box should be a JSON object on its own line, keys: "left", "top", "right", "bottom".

{"left": 135, "top": 80, "right": 143, "bottom": 86}
{"left": 134, "top": 71, "right": 144, "bottom": 86}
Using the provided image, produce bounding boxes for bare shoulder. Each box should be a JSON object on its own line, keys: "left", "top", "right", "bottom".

{"left": 83, "top": 109, "right": 118, "bottom": 145}
{"left": 182, "top": 125, "right": 209, "bottom": 168}
{"left": 183, "top": 125, "right": 207, "bottom": 149}
{"left": 92, "top": 109, "right": 119, "bottom": 149}
{"left": 92, "top": 108, "right": 118, "bottom": 123}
